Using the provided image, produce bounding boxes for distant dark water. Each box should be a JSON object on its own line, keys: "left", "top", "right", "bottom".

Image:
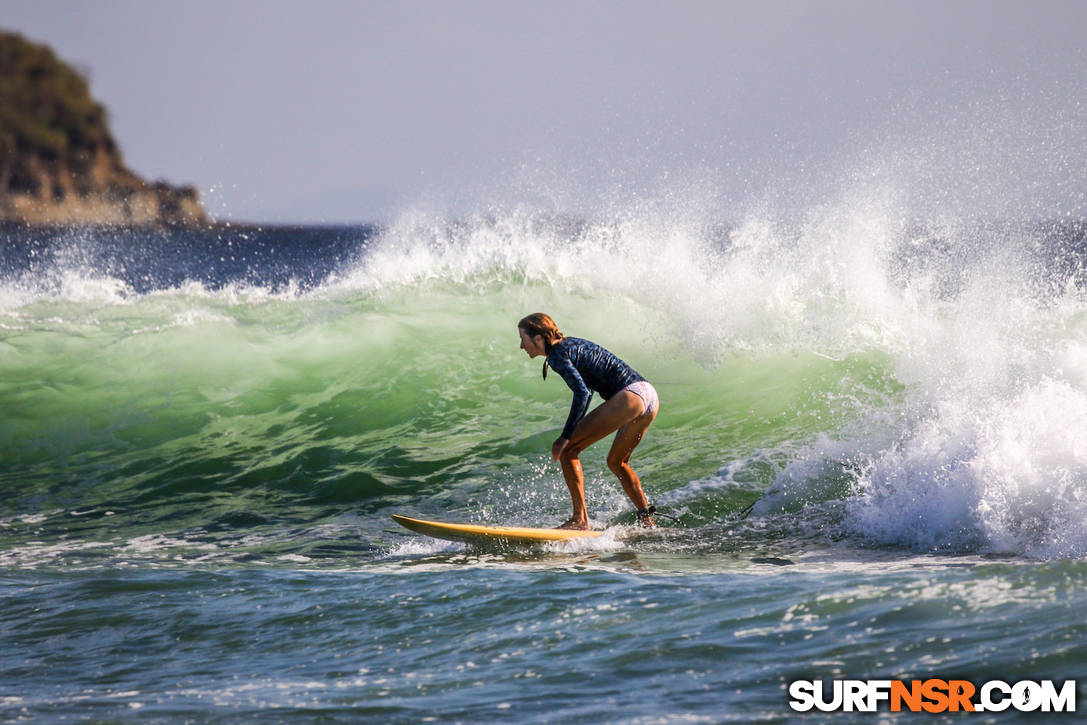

{"left": 0, "top": 223, "right": 377, "bottom": 294}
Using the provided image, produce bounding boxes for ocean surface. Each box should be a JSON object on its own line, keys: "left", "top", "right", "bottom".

{"left": 2, "top": 209, "right": 1087, "bottom": 722}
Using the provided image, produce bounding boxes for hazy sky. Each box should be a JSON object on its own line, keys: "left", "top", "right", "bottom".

{"left": 5, "top": 0, "right": 1086, "bottom": 223}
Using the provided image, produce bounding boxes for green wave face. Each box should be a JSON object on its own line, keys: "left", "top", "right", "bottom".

{"left": 0, "top": 274, "right": 899, "bottom": 552}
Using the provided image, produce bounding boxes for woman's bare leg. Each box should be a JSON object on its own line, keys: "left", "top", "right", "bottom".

{"left": 556, "top": 391, "right": 646, "bottom": 529}
{"left": 607, "top": 407, "right": 659, "bottom": 525}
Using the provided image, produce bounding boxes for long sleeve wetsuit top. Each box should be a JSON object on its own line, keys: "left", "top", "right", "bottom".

{"left": 545, "top": 337, "right": 646, "bottom": 440}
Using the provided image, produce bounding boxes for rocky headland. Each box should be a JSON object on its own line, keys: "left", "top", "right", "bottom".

{"left": 0, "top": 30, "right": 209, "bottom": 227}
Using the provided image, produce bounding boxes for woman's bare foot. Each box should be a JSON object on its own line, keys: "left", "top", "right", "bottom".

{"left": 637, "top": 511, "right": 657, "bottom": 528}
{"left": 556, "top": 517, "right": 590, "bottom": 530}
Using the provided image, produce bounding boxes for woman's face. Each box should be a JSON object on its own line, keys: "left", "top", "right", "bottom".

{"left": 519, "top": 328, "right": 547, "bottom": 358}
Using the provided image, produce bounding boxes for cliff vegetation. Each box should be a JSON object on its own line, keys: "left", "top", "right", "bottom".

{"left": 0, "top": 30, "right": 208, "bottom": 226}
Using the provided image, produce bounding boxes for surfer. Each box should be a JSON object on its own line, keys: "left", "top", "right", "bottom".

{"left": 518, "top": 313, "right": 659, "bottom": 529}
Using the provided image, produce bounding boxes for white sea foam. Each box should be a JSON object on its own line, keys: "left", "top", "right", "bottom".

{"left": 543, "top": 526, "right": 625, "bottom": 554}
{"left": 0, "top": 539, "right": 113, "bottom": 568}
{"left": 383, "top": 537, "right": 464, "bottom": 557}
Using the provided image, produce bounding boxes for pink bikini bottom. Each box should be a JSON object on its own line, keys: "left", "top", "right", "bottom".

{"left": 622, "top": 381, "right": 659, "bottom": 416}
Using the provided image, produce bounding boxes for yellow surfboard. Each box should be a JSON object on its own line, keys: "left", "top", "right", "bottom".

{"left": 391, "top": 514, "right": 602, "bottom": 545}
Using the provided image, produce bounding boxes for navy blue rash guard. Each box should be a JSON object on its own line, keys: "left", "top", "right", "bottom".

{"left": 545, "top": 337, "right": 646, "bottom": 439}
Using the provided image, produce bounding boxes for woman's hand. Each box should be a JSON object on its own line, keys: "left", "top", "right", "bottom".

{"left": 552, "top": 437, "right": 569, "bottom": 462}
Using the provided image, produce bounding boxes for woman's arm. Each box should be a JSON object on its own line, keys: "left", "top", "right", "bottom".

{"left": 547, "top": 351, "right": 592, "bottom": 442}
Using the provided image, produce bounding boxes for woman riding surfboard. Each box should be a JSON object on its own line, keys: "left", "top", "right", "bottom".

{"left": 518, "top": 313, "right": 659, "bottom": 529}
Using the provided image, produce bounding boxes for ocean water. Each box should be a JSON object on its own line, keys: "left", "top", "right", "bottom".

{"left": 2, "top": 206, "right": 1087, "bottom": 722}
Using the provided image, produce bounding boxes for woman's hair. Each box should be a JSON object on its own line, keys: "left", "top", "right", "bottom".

{"left": 518, "top": 312, "right": 563, "bottom": 379}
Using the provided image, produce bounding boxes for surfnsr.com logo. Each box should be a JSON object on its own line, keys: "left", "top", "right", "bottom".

{"left": 789, "top": 679, "right": 1078, "bottom": 713}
